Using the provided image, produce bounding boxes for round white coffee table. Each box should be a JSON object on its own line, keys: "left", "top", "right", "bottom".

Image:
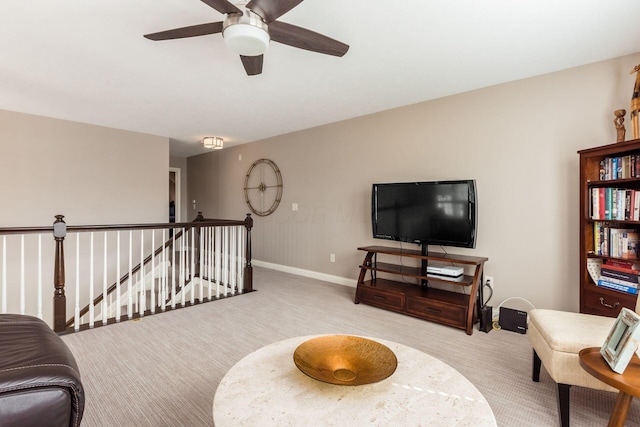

{"left": 213, "top": 335, "right": 496, "bottom": 426}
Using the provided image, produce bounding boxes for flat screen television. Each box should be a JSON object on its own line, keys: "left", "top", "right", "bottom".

{"left": 371, "top": 180, "right": 477, "bottom": 249}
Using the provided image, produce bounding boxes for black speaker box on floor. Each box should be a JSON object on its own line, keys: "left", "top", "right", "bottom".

{"left": 499, "top": 307, "right": 528, "bottom": 334}
{"left": 479, "top": 305, "right": 493, "bottom": 333}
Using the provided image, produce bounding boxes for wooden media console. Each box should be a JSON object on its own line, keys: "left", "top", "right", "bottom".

{"left": 354, "top": 246, "right": 488, "bottom": 335}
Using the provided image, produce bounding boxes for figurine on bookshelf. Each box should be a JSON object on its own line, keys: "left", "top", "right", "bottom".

{"left": 615, "top": 109, "right": 626, "bottom": 142}
{"left": 630, "top": 64, "right": 640, "bottom": 139}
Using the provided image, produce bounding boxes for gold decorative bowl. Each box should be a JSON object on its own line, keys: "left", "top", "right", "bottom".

{"left": 293, "top": 335, "right": 397, "bottom": 385}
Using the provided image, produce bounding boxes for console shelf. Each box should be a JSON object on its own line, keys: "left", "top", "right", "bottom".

{"left": 354, "top": 245, "right": 488, "bottom": 335}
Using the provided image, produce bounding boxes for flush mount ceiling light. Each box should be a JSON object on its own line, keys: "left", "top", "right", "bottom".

{"left": 203, "top": 136, "right": 224, "bottom": 149}
{"left": 222, "top": 10, "right": 269, "bottom": 56}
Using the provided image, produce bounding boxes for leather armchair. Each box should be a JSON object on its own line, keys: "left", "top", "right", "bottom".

{"left": 0, "top": 314, "right": 84, "bottom": 427}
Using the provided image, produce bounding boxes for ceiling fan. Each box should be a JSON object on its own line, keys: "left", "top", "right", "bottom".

{"left": 144, "top": 0, "right": 349, "bottom": 76}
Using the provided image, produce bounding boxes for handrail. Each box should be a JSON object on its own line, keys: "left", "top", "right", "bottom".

{"left": 0, "top": 213, "right": 254, "bottom": 332}
{"left": 0, "top": 219, "right": 246, "bottom": 236}
{"left": 0, "top": 226, "right": 53, "bottom": 235}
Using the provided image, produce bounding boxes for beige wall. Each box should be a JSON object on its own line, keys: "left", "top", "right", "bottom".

{"left": 188, "top": 52, "right": 640, "bottom": 312}
{"left": 0, "top": 109, "right": 169, "bottom": 227}
{"left": 187, "top": 152, "right": 221, "bottom": 220}
{"left": 0, "top": 110, "right": 169, "bottom": 324}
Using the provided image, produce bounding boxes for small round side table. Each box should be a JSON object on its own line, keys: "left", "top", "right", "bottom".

{"left": 579, "top": 347, "right": 640, "bottom": 427}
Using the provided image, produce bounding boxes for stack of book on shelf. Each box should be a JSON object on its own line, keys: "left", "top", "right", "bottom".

{"left": 593, "top": 223, "right": 640, "bottom": 259}
{"left": 599, "top": 154, "right": 640, "bottom": 181}
{"left": 590, "top": 187, "right": 640, "bottom": 221}
{"left": 598, "top": 261, "right": 640, "bottom": 295}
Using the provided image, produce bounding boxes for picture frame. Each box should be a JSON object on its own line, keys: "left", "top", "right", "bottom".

{"left": 600, "top": 308, "right": 640, "bottom": 374}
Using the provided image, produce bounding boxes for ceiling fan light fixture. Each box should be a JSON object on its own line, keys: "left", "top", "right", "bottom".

{"left": 203, "top": 136, "right": 223, "bottom": 149}
{"left": 223, "top": 10, "right": 269, "bottom": 56}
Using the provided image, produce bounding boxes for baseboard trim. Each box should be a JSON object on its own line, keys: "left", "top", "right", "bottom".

{"left": 252, "top": 260, "right": 356, "bottom": 288}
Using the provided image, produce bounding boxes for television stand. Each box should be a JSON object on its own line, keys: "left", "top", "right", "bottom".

{"left": 354, "top": 246, "right": 488, "bottom": 335}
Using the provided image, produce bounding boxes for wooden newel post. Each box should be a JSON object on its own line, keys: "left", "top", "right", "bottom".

{"left": 243, "top": 213, "right": 253, "bottom": 293}
{"left": 53, "top": 215, "right": 67, "bottom": 332}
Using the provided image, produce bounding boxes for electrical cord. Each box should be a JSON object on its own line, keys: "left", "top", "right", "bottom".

{"left": 482, "top": 282, "right": 493, "bottom": 306}
{"left": 497, "top": 297, "right": 536, "bottom": 312}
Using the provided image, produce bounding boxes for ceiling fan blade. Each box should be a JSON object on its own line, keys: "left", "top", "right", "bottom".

{"left": 200, "top": 0, "right": 243, "bottom": 15}
{"left": 144, "top": 22, "right": 223, "bottom": 41}
{"left": 269, "top": 21, "right": 349, "bottom": 57}
{"left": 241, "top": 55, "right": 264, "bottom": 76}
{"left": 246, "top": 0, "right": 304, "bottom": 23}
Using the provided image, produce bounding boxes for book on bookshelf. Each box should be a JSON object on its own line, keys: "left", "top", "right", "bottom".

{"left": 599, "top": 154, "right": 640, "bottom": 181}
{"left": 622, "top": 231, "right": 640, "bottom": 259}
{"left": 601, "top": 263, "right": 640, "bottom": 283}
{"left": 597, "top": 278, "right": 639, "bottom": 295}
{"left": 606, "top": 259, "right": 640, "bottom": 270}
{"left": 601, "top": 273, "right": 639, "bottom": 284}
{"left": 593, "top": 222, "right": 610, "bottom": 256}
{"left": 590, "top": 188, "right": 640, "bottom": 220}
{"left": 609, "top": 228, "right": 635, "bottom": 258}
{"left": 625, "top": 190, "right": 632, "bottom": 220}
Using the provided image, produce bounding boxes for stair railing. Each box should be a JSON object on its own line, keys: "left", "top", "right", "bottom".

{"left": 0, "top": 213, "right": 253, "bottom": 333}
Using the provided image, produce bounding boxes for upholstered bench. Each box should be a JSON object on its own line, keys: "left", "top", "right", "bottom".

{"left": 0, "top": 314, "right": 84, "bottom": 427}
{"left": 528, "top": 309, "right": 617, "bottom": 427}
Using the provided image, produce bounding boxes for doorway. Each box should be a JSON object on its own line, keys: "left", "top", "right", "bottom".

{"left": 169, "top": 167, "right": 181, "bottom": 223}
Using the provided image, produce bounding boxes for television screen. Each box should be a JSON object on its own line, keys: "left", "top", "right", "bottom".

{"left": 371, "top": 180, "right": 477, "bottom": 248}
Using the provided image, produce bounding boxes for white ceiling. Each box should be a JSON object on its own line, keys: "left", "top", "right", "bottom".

{"left": 2, "top": 1, "right": 640, "bottom": 157}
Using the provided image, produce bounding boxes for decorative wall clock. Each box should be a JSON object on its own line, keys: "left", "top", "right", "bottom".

{"left": 244, "top": 158, "right": 283, "bottom": 216}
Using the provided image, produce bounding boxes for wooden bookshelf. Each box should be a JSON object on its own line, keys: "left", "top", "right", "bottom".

{"left": 578, "top": 139, "right": 640, "bottom": 316}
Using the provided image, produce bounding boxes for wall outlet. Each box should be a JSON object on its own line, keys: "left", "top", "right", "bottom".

{"left": 485, "top": 275, "right": 494, "bottom": 290}
{"left": 330, "top": 253, "right": 335, "bottom": 263}
{"left": 292, "top": 203, "right": 299, "bottom": 211}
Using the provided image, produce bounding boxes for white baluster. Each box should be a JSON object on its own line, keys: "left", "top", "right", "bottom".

{"left": 172, "top": 229, "right": 176, "bottom": 309}
{"left": 181, "top": 228, "right": 185, "bottom": 307}
{"left": 161, "top": 228, "right": 166, "bottom": 311}
{"left": 215, "top": 227, "right": 221, "bottom": 299}
{"left": 208, "top": 227, "right": 213, "bottom": 301}
{"left": 238, "top": 226, "right": 245, "bottom": 293}
{"left": 150, "top": 230, "right": 155, "bottom": 314}
{"left": 89, "top": 232, "right": 95, "bottom": 328}
{"left": 190, "top": 228, "right": 195, "bottom": 305}
{"left": 229, "top": 227, "right": 234, "bottom": 293}
{"left": 128, "top": 230, "right": 133, "bottom": 319}
{"left": 140, "top": 230, "right": 145, "bottom": 316}
{"left": 20, "top": 235, "right": 25, "bottom": 314}
{"left": 116, "top": 231, "right": 121, "bottom": 322}
{"left": 75, "top": 234, "right": 80, "bottom": 331}
{"left": 229, "top": 226, "right": 238, "bottom": 294}
{"left": 103, "top": 232, "right": 108, "bottom": 324}
{"left": 222, "top": 227, "right": 228, "bottom": 297}
{"left": 37, "top": 234, "right": 43, "bottom": 319}
{"left": 2, "top": 236, "right": 6, "bottom": 313}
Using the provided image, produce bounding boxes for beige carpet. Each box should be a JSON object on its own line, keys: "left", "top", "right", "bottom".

{"left": 62, "top": 267, "right": 639, "bottom": 426}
